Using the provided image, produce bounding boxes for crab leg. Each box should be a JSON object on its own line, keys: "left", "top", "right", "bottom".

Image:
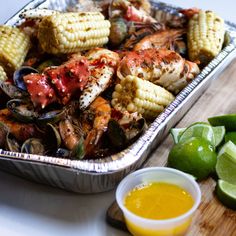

{"left": 79, "top": 48, "right": 120, "bottom": 110}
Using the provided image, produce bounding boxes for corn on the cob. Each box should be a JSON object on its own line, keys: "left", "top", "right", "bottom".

{"left": 0, "top": 26, "right": 31, "bottom": 74}
{"left": 0, "top": 65, "right": 7, "bottom": 81}
{"left": 187, "top": 10, "right": 225, "bottom": 65}
{"left": 38, "top": 12, "right": 110, "bottom": 54}
{"left": 111, "top": 75, "right": 175, "bottom": 119}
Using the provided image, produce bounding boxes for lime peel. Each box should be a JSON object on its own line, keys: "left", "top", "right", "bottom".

{"left": 208, "top": 114, "right": 236, "bottom": 131}
{"left": 168, "top": 137, "right": 217, "bottom": 180}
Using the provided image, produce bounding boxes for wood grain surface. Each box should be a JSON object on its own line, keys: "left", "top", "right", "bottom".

{"left": 106, "top": 59, "right": 236, "bottom": 236}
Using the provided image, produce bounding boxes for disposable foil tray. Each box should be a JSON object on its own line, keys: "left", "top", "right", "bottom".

{"left": 1, "top": 0, "right": 236, "bottom": 193}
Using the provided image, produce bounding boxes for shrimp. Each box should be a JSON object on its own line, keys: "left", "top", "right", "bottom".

{"left": 59, "top": 97, "right": 111, "bottom": 158}
{"left": 133, "top": 29, "right": 186, "bottom": 52}
{"left": 0, "top": 108, "right": 39, "bottom": 142}
{"left": 59, "top": 119, "right": 81, "bottom": 151}
{"left": 84, "top": 96, "right": 111, "bottom": 156}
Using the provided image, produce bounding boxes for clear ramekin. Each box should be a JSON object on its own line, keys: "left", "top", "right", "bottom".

{"left": 116, "top": 167, "right": 201, "bottom": 236}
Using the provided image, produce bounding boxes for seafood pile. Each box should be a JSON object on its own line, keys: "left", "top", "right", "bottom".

{"left": 0, "top": 0, "right": 225, "bottom": 159}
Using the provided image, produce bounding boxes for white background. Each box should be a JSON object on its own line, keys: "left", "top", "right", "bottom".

{"left": 0, "top": 1, "right": 235, "bottom": 236}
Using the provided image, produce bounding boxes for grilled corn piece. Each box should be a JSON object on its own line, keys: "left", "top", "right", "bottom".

{"left": 0, "top": 66, "right": 7, "bottom": 81}
{"left": 38, "top": 12, "right": 110, "bottom": 54}
{"left": 187, "top": 10, "right": 225, "bottom": 65}
{"left": 0, "top": 26, "right": 31, "bottom": 74}
{"left": 111, "top": 75, "right": 175, "bottom": 119}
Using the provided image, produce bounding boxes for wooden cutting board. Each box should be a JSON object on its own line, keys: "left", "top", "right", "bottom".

{"left": 106, "top": 59, "right": 236, "bottom": 236}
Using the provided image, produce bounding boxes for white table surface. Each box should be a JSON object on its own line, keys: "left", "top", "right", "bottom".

{"left": 0, "top": 1, "right": 235, "bottom": 236}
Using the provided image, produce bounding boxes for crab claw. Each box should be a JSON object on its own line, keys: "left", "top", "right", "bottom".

{"left": 117, "top": 48, "right": 200, "bottom": 94}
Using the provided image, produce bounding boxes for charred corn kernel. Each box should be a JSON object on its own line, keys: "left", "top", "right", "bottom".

{"left": 38, "top": 12, "right": 110, "bottom": 54}
{"left": 111, "top": 75, "right": 175, "bottom": 119}
{"left": 0, "top": 25, "right": 31, "bottom": 74}
{"left": 188, "top": 10, "right": 225, "bottom": 65}
{"left": 0, "top": 65, "right": 7, "bottom": 81}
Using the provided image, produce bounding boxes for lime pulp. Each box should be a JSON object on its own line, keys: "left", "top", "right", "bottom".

{"left": 216, "top": 180, "right": 236, "bottom": 210}
{"left": 216, "top": 141, "right": 236, "bottom": 184}
{"left": 179, "top": 123, "right": 215, "bottom": 146}
{"left": 170, "top": 128, "right": 186, "bottom": 144}
{"left": 212, "top": 126, "right": 225, "bottom": 147}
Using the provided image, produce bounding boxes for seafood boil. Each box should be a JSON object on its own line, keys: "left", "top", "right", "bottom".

{"left": 0, "top": 0, "right": 225, "bottom": 159}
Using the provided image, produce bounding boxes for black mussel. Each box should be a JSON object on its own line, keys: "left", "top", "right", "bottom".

{"left": 37, "top": 109, "right": 65, "bottom": 125}
{"left": 126, "top": 118, "right": 147, "bottom": 141}
{"left": 55, "top": 148, "right": 71, "bottom": 158}
{"left": 21, "top": 138, "right": 45, "bottom": 155}
{"left": 13, "top": 66, "right": 38, "bottom": 91}
{"left": 6, "top": 133, "right": 20, "bottom": 152}
{"left": 107, "top": 119, "right": 127, "bottom": 148}
{"left": 45, "top": 123, "right": 61, "bottom": 151}
{"left": 0, "top": 122, "right": 9, "bottom": 148}
{"left": 0, "top": 81, "right": 29, "bottom": 99}
{"left": 174, "top": 40, "right": 187, "bottom": 57}
{"left": 107, "top": 118, "right": 147, "bottom": 148}
{"left": 223, "top": 31, "right": 231, "bottom": 48}
{"left": 7, "top": 99, "right": 38, "bottom": 123}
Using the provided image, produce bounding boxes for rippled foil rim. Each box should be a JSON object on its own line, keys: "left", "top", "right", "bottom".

{"left": 1, "top": 0, "right": 236, "bottom": 174}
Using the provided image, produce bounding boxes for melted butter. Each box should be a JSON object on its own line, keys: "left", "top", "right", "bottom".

{"left": 124, "top": 182, "right": 194, "bottom": 220}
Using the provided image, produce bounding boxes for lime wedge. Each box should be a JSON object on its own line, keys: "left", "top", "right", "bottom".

{"left": 213, "top": 126, "right": 225, "bottom": 147}
{"left": 208, "top": 114, "right": 236, "bottom": 131}
{"left": 170, "top": 128, "right": 186, "bottom": 144}
{"left": 179, "top": 123, "right": 215, "bottom": 146}
{"left": 216, "top": 141, "right": 236, "bottom": 184}
{"left": 225, "top": 132, "right": 236, "bottom": 145}
{"left": 216, "top": 180, "right": 236, "bottom": 209}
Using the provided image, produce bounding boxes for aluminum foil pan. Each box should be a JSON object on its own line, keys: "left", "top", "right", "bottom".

{"left": 1, "top": 0, "right": 236, "bottom": 193}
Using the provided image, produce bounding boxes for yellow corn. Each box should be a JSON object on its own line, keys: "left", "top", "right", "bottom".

{"left": 187, "top": 10, "right": 225, "bottom": 65}
{"left": 111, "top": 75, "right": 175, "bottom": 119}
{"left": 38, "top": 12, "right": 110, "bottom": 54}
{"left": 0, "top": 65, "right": 7, "bottom": 81}
{"left": 0, "top": 25, "right": 31, "bottom": 74}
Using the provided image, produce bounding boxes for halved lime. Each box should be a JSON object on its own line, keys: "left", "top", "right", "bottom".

{"left": 225, "top": 132, "right": 236, "bottom": 145}
{"left": 208, "top": 114, "right": 236, "bottom": 131}
{"left": 216, "top": 180, "right": 236, "bottom": 209}
{"left": 216, "top": 141, "right": 236, "bottom": 184}
{"left": 179, "top": 123, "right": 215, "bottom": 146}
{"left": 170, "top": 128, "right": 186, "bottom": 144}
{"left": 170, "top": 124, "right": 224, "bottom": 147}
{"left": 213, "top": 126, "right": 225, "bottom": 147}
